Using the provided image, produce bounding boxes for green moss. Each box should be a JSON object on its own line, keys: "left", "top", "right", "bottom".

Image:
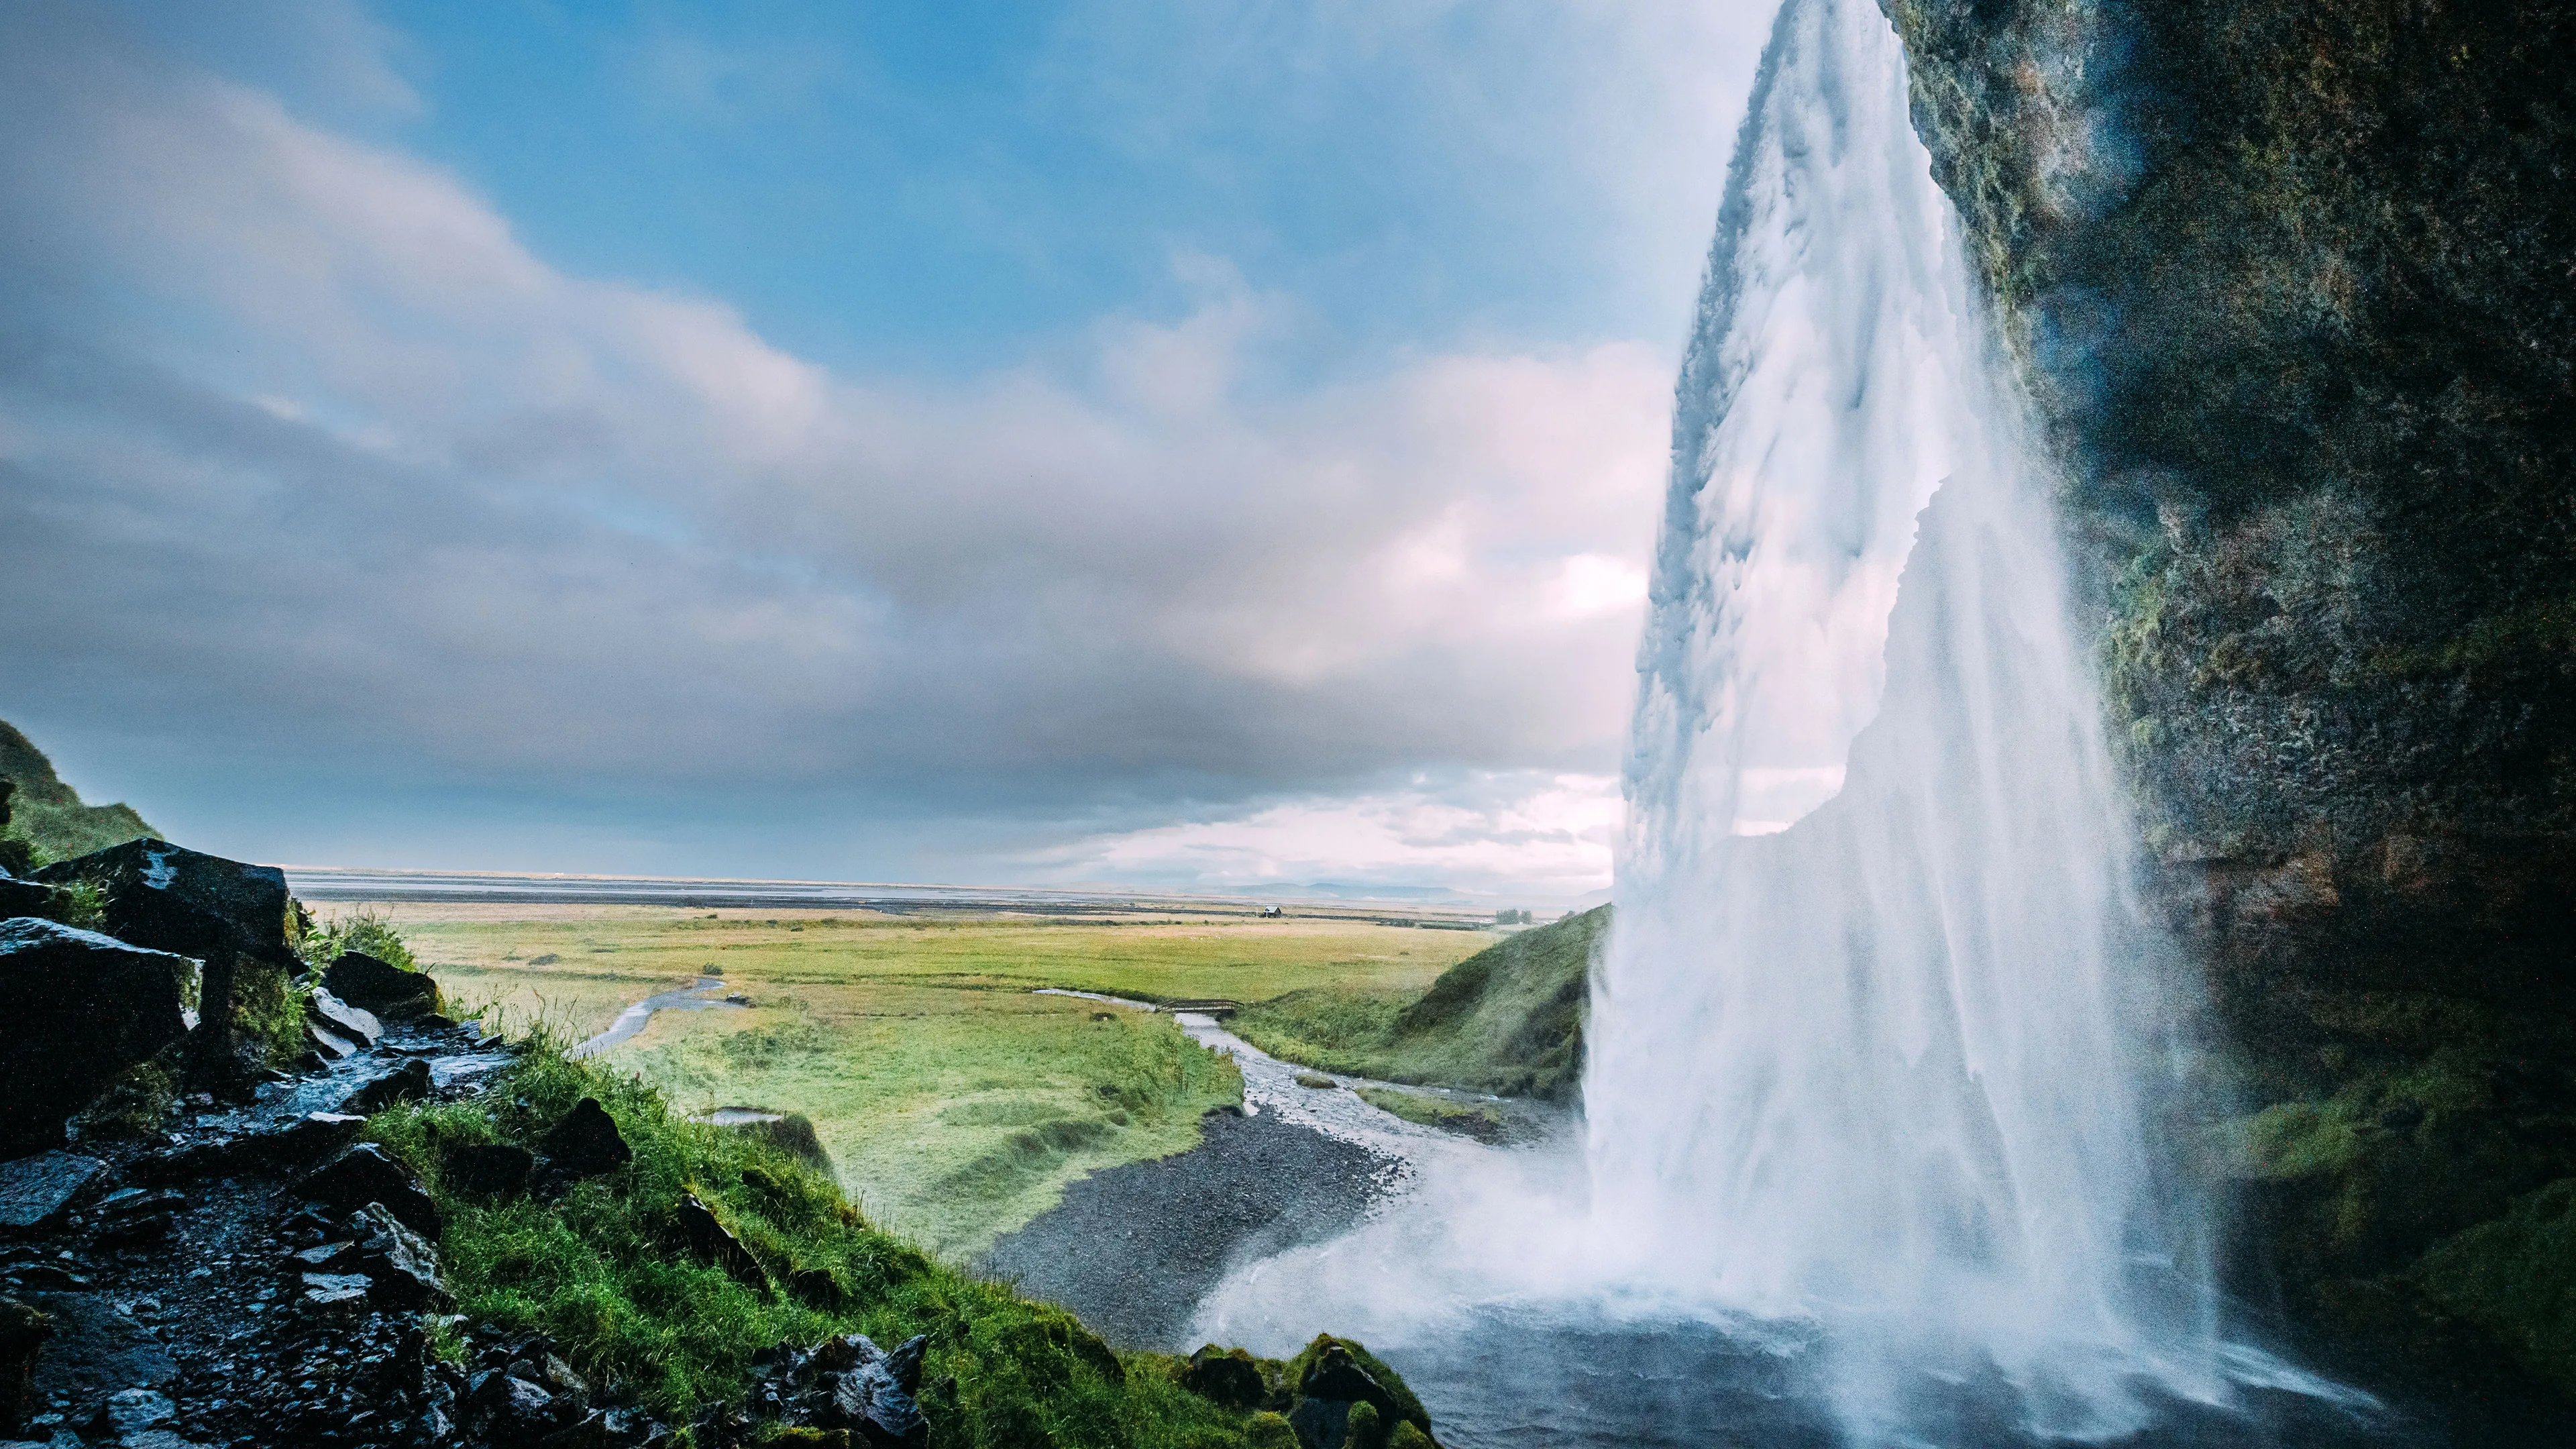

{"left": 1285, "top": 1336, "right": 1428, "bottom": 1436}
{"left": 44, "top": 878, "right": 106, "bottom": 932}
{"left": 68, "top": 1059, "right": 178, "bottom": 1141}
{"left": 232, "top": 959, "right": 311, "bottom": 1069}
{"left": 2418, "top": 1178, "right": 2576, "bottom": 1395}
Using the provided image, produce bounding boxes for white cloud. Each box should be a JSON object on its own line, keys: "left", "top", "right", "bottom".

{"left": 0, "top": 4, "right": 1753, "bottom": 888}
{"left": 1038, "top": 771, "right": 1621, "bottom": 900}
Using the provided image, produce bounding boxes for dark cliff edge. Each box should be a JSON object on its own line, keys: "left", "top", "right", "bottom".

{"left": 1881, "top": 0, "right": 2576, "bottom": 1421}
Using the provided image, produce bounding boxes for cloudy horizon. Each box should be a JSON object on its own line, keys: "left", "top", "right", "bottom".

{"left": 1, "top": 1, "right": 1773, "bottom": 900}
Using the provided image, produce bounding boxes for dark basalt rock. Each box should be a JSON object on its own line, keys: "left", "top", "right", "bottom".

{"left": 34, "top": 841, "right": 299, "bottom": 1086}
{"left": 0, "top": 1153, "right": 105, "bottom": 1235}
{"left": 539, "top": 1098, "right": 632, "bottom": 1180}
{"left": 138, "top": 1112, "right": 368, "bottom": 1183}
{"left": 737, "top": 1332, "right": 931, "bottom": 1449}
{"left": 0, "top": 919, "right": 201, "bottom": 1155}
{"left": 337, "top": 1057, "right": 430, "bottom": 1116}
{"left": 1283, "top": 1336, "right": 1430, "bottom": 1449}
{"left": 292, "top": 1143, "right": 441, "bottom": 1239}
{"left": 89, "top": 1187, "right": 182, "bottom": 1250}
{"left": 330, "top": 1203, "right": 449, "bottom": 1310}
{"left": 443, "top": 1142, "right": 536, "bottom": 1200}
{"left": 1877, "top": 0, "right": 2576, "bottom": 1416}
{"left": 675, "top": 1193, "right": 767, "bottom": 1291}
{"left": 466, "top": 1371, "right": 561, "bottom": 1446}
{"left": 22, "top": 1292, "right": 175, "bottom": 1406}
{"left": 828, "top": 1358, "right": 926, "bottom": 1448}
{"left": 322, "top": 951, "right": 440, "bottom": 1021}
{"left": 0, "top": 879, "right": 53, "bottom": 918}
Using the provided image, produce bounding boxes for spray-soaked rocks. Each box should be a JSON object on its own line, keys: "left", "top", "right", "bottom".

{"left": 707, "top": 1332, "right": 930, "bottom": 1448}
{"left": 292, "top": 1144, "right": 440, "bottom": 1239}
{"left": 453, "top": 1330, "right": 669, "bottom": 1448}
{"left": 290, "top": 1204, "right": 449, "bottom": 1311}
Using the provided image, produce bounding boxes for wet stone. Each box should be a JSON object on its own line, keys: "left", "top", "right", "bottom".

{"left": 335, "top": 1059, "right": 429, "bottom": 1117}
{"left": 0, "top": 921, "right": 201, "bottom": 1157}
{"left": 320, "top": 953, "right": 439, "bottom": 1022}
{"left": 0, "top": 1155, "right": 103, "bottom": 1234}
{"left": 290, "top": 1144, "right": 439, "bottom": 1239}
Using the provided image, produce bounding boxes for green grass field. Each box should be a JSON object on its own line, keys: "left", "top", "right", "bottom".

{"left": 337, "top": 903, "right": 1489, "bottom": 1256}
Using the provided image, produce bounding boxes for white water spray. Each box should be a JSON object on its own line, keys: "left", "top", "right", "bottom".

{"left": 1587, "top": 0, "right": 2221, "bottom": 1432}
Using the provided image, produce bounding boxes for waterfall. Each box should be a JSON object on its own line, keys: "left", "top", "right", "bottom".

{"left": 1191, "top": 1, "right": 2388, "bottom": 1440}
{"left": 1585, "top": 0, "right": 2223, "bottom": 1433}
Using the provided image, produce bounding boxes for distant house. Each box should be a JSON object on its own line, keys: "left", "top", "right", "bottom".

{"left": 1258, "top": 904, "right": 1282, "bottom": 917}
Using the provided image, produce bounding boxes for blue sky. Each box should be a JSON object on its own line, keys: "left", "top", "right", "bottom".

{"left": 1, "top": 1, "right": 1774, "bottom": 898}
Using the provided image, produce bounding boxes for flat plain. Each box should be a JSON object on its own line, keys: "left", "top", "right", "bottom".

{"left": 325, "top": 902, "right": 1490, "bottom": 1255}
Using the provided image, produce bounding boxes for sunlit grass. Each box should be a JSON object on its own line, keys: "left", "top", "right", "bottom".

{"left": 350, "top": 903, "right": 1490, "bottom": 1254}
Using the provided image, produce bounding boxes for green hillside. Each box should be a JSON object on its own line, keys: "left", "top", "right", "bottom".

{"left": 1231, "top": 904, "right": 1607, "bottom": 1102}
{"left": 0, "top": 716, "right": 160, "bottom": 868}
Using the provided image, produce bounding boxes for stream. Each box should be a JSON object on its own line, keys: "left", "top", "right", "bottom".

{"left": 568, "top": 976, "right": 747, "bottom": 1059}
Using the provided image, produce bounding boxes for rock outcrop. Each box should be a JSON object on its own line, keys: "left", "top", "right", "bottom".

{"left": 35, "top": 841, "right": 301, "bottom": 1089}
{"left": 320, "top": 951, "right": 439, "bottom": 1022}
{"left": 0, "top": 920, "right": 201, "bottom": 1155}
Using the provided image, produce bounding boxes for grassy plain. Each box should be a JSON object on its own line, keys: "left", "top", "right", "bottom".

{"left": 331, "top": 902, "right": 1487, "bottom": 1256}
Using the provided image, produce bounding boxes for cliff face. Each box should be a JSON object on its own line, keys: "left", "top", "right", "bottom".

{"left": 1881, "top": 0, "right": 2576, "bottom": 1406}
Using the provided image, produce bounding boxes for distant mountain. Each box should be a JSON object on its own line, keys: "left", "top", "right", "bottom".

{"left": 0, "top": 717, "right": 159, "bottom": 868}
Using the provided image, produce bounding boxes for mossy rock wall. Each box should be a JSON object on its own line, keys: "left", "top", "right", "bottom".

{"left": 1880, "top": 0, "right": 2576, "bottom": 1408}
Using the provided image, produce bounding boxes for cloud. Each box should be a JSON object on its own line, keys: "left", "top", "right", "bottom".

{"left": 0, "top": 7, "right": 1681, "bottom": 885}
{"left": 1035, "top": 771, "right": 1621, "bottom": 901}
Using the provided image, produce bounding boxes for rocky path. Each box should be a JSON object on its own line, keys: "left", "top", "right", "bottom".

{"left": 0, "top": 1011, "right": 621, "bottom": 1449}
